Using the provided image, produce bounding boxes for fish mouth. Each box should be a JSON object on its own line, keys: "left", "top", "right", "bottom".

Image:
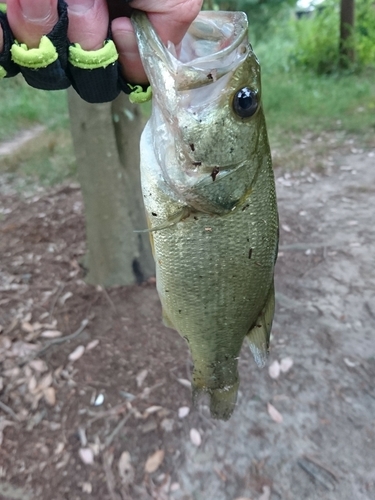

{"left": 132, "top": 10, "right": 250, "bottom": 92}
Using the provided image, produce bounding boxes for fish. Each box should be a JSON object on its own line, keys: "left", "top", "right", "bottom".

{"left": 131, "top": 10, "right": 279, "bottom": 420}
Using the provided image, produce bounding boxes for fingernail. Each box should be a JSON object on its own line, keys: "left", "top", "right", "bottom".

{"left": 67, "top": 0, "right": 96, "bottom": 15}
{"left": 19, "top": 0, "right": 53, "bottom": 22}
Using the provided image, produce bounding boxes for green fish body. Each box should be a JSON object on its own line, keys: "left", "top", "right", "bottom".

{"left": 132, "top": 10, "right": 279, "bottom": 420}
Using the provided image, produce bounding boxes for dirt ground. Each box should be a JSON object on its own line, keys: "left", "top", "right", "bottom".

{"left": 0, "top": 135, "right": 374, "bottom": 500}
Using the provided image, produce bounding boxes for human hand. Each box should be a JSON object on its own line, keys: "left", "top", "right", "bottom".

{"left": 0, "top": 0, "right": 203, "bottom": 84}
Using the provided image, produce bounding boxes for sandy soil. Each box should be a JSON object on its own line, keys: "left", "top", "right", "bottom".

{"left": 0, "top": 141, "right": 374, "bottom": 500}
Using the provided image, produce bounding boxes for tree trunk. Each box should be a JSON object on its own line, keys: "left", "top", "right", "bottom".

{"left": 339, "top": 0, "right": 355, "bottom": 66}
{"left": 68, "top": 90, "right": 155, "bottom": 286}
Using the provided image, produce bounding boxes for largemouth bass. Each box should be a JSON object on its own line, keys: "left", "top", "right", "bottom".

{"left": 132, "top": 10, "right": 279, "bottom": 420}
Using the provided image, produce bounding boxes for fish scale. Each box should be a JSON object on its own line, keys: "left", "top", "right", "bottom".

{"left": 133, "top": 10, "right": 279, "bottom": 420}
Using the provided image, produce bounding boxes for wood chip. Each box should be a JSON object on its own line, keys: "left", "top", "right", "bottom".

{"left": 79, "top": 447, "right": 94, "bottom": 465}
{"left": 43, "top": 387, "right": 56, "bottom": 406}
{"left": 178, "top": 406, "right": 190, "bottom": 419}
{"left": 68, "top": 345, "right": 85, "bottom": 362}
{"left": 177, "top": 378, "right": 191, "bottom": 388}
{"left": 37, "top": 372, "right": 53, "bottom": 391}
{"left": 41, "top": 330, "right": 62, "bottom": 339}
{"left": 28, "top": 359, "right": 48, "bottom": 373}
{"left": 190, "top": 428, "right": 202, "bottom": 447}
{"left": 268, "top": 360, "right": 280, "bottom": 379}
{"left": 136, "top": 369, "right": 148, "bottom": 388}
{"left": 258, "top": 485, "right": 271, "bottom": 500}
{"left": 86, "top": 339, "right": 99, "bottom": 350}
{"left": 280, "top": 357, "right": 293, "bottom": 373}
{"left": 145, "top": 450, "right": 165, "bottom": 474}
{"left": 144, "top": 405, "right": 163, "bottom": 415}
{"left": 81, "top": 482, "right": 92, "bottom": 494}
{"left": 118, "top": 451, "right": 135, "bottom": 486}
{"left": 267, "top": 403, "right": 283, "bottom": 423}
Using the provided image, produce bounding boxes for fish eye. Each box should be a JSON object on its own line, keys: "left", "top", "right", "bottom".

{"left": 233, "top": 87, "right": 258, "bottom": 118}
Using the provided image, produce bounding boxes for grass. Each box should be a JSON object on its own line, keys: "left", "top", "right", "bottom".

{"left": 0, "top": 76, "right": 69, "bottom": 141}
{"left": 254, "top": 32, "right": 375, "bottom": 149}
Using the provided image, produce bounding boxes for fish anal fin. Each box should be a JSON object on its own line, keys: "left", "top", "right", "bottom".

{"left": 246, "top": 280, "right": 275, "bottom": 368}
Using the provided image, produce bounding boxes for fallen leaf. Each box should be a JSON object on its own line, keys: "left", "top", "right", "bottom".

{"left": 145, "top": 450, "right": 165, "bottom": 474}
{"left": 258, "top": 485, "right": 271, "bottom": 500}
{"left": 268, "top": 360, "right": 280, "bottom": 379}
{"left": 136, "top": 369, "right": 148, "bottom": 388}
{"left": 344, "top": 357, "right": 357, "bottom": 368}
{"left": 118, "top": 451, "right": 135, "bottom": 486}
{"left": 81, "top": 482, "right": 92, "bottom": 494}
{"left": 144, "top": 405, "right": 163, "bottom": 415}
{"left": 177, "top": 378, "right": 191, "bottom": 388}
{"left": 0, "top": 420, "right": 14, "bottom": 446}
{"left": 178, "top": 406, "right": 190, "bottom": 419}
{"left": 37, "top": 372, "right": 53, "bottom": 391}
{"left": 79, "top": 447, "right": 94, "bottom": 465}
{"left": 267, "top": 403, "right": 283, "bottom": 423}
{"left": 68, "top": 345, "right": 85, "bottom": 362}
{"left": 54, "top": 442, "right": 65, "bottom": 455}
{"left": 160, "top": 418, "right": 174, "bottom": 432}
{"left": 190, "top": 428, "right": 202, "bottom": 447}
{"left": 43, "top": 387, "right": 56, "bottom": 406}
{"left": 28, "top": 375, "right": 38, "bottom": 394}
{"left": 280, "top": 357, "right": 293, "bottom": 373}
{"left": 21, "top": 321, "right": 34, "bottom": 333}
{"left": 12, "top": 341, "right": 39, "bottom": 358}
{"left": 86, "top": 339, "right": 99, "bottom": 350}
{"left": 28, "top": 359, "right": 48, "bottom": 373}
{"left": 59, "top": 291, "right": 73, "bottom": 306}
{"left": 94, "top": 394, "right": 104, "bottom": 406}
{"left": 41, "top": 330, "right": 62, "bottom": 339}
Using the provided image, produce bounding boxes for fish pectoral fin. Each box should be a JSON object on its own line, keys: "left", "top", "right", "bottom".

{"left": 246, "top": 280, "right": 275, "bottom": 368}
{"left": 135, "top": 207, "right": 191, "bottom": 233}
{"left": 162, "top": 307, "right": 175, "bottom": 330}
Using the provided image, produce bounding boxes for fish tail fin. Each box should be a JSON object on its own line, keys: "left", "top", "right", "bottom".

{"left": 246, "top": 280, "right": 275, "bottom": 368}
{"left": 192, "top": 382, "right": 239, "bottom": 421}
{"left": 191, "top": 359, "right": 240, "bottom": 420}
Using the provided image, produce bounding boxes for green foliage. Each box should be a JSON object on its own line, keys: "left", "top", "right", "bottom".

{"left": 253, "top": 14, "right": 375, "bottom": 146}
{"left": 0, "top": 76, "right": 75, "bottom": 185}
{"left": 291, "top": 0, "right": 375, "bottom": 74}
{"left": 0, "top": 76, "right": 69, "bottom": 141}
{"left": 203, "top": 0, "right": 295, "bottom": 41}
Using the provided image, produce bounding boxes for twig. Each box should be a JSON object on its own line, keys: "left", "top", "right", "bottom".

{"left": 298, "top": 456, "right": 337, "bottom": 491}
{"left": 105, "top": 413, "right": 132, "bottom": 448}
{"left": 49, "top": 283, "right": 65, "bottom": 321}
{"left": 20, "top": 319, "right": 89, "bottom": 366}
{"left": 102, "top": 449, "right": 122, "bottom": 500}
{"left": 0, "top": 400, "right": 19, "bottom": 421}
{"left": 102, "top": 287, "right": 117, "bottom": 313}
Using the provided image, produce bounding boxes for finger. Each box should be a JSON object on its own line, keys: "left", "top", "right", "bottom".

{"left": 67, "top": 0, "right": 108, "bottom": 51}
{"left": 131, "top": 0, "right": 203, "bottom": 47}
{"left": 7, "top": 0, "right": 58, "bottom": 48}
{"left": 112, "top": 0, "right": 203, "bottom": 84}
{"left": 112, "top": 16, "right": 147, "bottom": 84}
{"left": 0, "top": 2, "right": 7, "bottom": 52}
